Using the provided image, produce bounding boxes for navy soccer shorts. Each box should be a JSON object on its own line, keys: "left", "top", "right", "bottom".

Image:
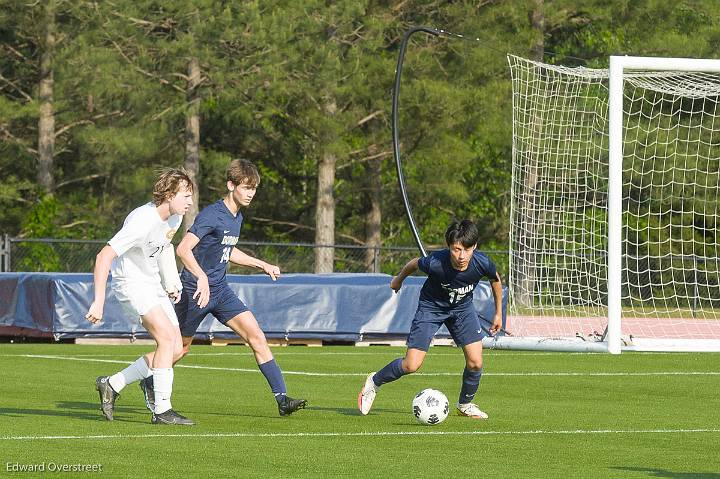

{"left": 175, "top": 283, "right": 249, "bottom": 337}
{"left": 406, "top": 303, "right": 485, "bottom": 351}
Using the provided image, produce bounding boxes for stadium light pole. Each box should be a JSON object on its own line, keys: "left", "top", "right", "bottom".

{"left": 392, "top": 26, "right": 440, "bottom": 258}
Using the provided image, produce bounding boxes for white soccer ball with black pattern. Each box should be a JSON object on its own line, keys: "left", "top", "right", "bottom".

{"left": 412, "top": 388, "right": 449, "bottom": 425}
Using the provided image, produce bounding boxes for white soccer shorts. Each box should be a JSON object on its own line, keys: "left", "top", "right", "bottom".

{"left": 112, "top": 282, "right": 179, "bottom": 326}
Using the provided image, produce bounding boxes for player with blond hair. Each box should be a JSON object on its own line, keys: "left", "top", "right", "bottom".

{"left": 87, "top": 168, "right": 195, "bottom": 425}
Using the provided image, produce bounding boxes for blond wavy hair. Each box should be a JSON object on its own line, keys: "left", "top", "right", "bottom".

{"left": 152, "top": 168, "right": 194, "bottom": 206}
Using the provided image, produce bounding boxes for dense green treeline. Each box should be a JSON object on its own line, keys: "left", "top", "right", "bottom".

{"left": 1, "top": 0, "right": 719, "bottom": 272}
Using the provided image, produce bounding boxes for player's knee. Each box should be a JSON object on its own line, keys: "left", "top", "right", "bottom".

{"left": 154, "top": 328, "right": 176, "bottom": 347}
{"left": 466, "top": 359, "right": 483, "bottom": 371}
{"left": 246, "top": 331, "right": 268, "bottom": 351}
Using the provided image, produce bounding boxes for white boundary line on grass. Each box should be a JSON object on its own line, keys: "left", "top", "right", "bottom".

{"left": 2, "top": 428, "right": 719, "bottom": 441}
{"left": 0, "top": 352, "right": 587, "bottom": 357}
{"left": 15, "top": 354, "right": 720, "bottom": 377}
{"left": 0, "top": 351, "right": 711, "bottom": 357}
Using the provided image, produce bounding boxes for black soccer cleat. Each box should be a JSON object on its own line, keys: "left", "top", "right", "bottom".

{"left": 95, "top": 376, "right": 120, "bottom": 421}
{"left": 277, "top": 395, "right": 307, "bottom": 416}
{"left": 139, "top": 376, "right": 155, "bottom": 412}
{"left": 151, "top": 409, "right": 195, "bottom": 426}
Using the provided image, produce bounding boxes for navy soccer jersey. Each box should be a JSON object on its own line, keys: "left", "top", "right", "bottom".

{"left": 180, "top": 200, "right": 242, "bottom": 289}
{"left": 417, "top": 249, "right": 497, "bottom": 309}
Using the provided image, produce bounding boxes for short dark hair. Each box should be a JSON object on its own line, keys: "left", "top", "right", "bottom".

{"left": 445, "top": 219, "right": 479, "bottom": 248}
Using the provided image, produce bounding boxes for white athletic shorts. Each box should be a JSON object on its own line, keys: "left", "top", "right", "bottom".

{"left": 112, "top": 281, "right": 179, "bottom": 326}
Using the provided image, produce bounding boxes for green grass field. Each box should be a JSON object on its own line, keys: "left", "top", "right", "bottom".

{"left": 1, "top": 344, "right": 719, "bottom": 478}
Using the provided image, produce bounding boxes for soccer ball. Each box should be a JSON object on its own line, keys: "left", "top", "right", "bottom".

{"left": 412, "top": 388, "right": 449, "bottom": 425}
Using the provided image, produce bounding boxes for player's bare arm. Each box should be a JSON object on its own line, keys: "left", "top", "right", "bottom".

{"left": 157, "top": 244, "right": 182, "bottom": 304}
{"left": 489, "top": 273, "right": 503, "bottom": 334}
{"left": 86, "top": 245, "right": 118, "bottom": 324}
{"left": 230, "top": 247, "right": 280, "bottom": 281}
{"left": 390, "top": 257, "right": 419, "bottom": 293}
{"left": 176, "top": 231, "right": 210, "bottom": 308}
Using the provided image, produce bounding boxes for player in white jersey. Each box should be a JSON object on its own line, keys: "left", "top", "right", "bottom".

{"left": 85, "top": 168, "right": 195, "bottom": 425}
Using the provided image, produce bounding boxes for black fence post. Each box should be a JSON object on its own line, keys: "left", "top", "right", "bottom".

{"left": 0, "top": 235, "right": 9, "bottom": 272}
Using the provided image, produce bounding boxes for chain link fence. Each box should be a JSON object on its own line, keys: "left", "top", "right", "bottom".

{"left": 0, "top": 235, "right": 509, "bottom": 276}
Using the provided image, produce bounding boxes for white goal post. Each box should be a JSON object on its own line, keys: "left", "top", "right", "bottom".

{"left": 505, "top": 54, "right": 720, "bottom": 353}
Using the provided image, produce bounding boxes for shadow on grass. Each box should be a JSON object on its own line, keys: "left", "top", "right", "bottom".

{"left": 611, "top": 467, "right": 720, "bottom": 478}
{"left": 0, "top": 401, "right": 148, "bottom": 423}
{"left": 176, "top": 408, "right": 304, "bottom": 420}
{"left": 304, "top": 405, "right": 403, "bottom": 416}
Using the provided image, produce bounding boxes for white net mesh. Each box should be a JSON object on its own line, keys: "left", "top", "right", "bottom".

{"left": 507, "top": 55, "right": 720, "bottom": 346}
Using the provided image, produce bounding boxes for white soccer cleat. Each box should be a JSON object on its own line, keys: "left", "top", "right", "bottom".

{"left": 358, "top": 372, "right": 378, "bottom": 415}
{"left": 456, "top": 402, "right": 489, "bottom": 419}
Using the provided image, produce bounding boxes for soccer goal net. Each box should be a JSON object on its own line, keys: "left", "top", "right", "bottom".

{"left": 506, "top": 54, "right": 720, "bottom": 353}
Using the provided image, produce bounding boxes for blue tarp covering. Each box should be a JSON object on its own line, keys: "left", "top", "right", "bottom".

{"left": 0, "top": 273, "right": 507, "bottom": 341}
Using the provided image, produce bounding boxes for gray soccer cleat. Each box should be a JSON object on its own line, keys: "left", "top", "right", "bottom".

{"left": 151, "top": 409, "right": 195, "bottom": 425}
{"left": 95, "top": 376, "right": 119, "bottom": 421}
{"left": 139, "top": 376, "right": 155, "bottom": 412}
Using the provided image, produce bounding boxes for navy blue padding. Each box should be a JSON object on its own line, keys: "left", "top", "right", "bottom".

{"left": 0, "top": 273, "right": 507, "bottom": 341}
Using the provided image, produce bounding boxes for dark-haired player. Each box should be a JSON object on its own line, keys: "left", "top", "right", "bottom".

{"left": 358, "top": 219, "right": 502, "bottom": 419}
{"left": 141, "top": 159, "right": 306, "bottom": 417}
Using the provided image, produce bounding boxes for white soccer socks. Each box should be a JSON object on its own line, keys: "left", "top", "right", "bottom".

{"left": 151, "top": 367, "right": 173, "bottom": 414}
{"left": 109, "top": 356, "right": 152, "bottom": 393}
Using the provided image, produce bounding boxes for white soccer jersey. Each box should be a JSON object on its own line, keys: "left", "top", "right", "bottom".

{"left": 108, "top": 202, "right": 182, "bottom": 285}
